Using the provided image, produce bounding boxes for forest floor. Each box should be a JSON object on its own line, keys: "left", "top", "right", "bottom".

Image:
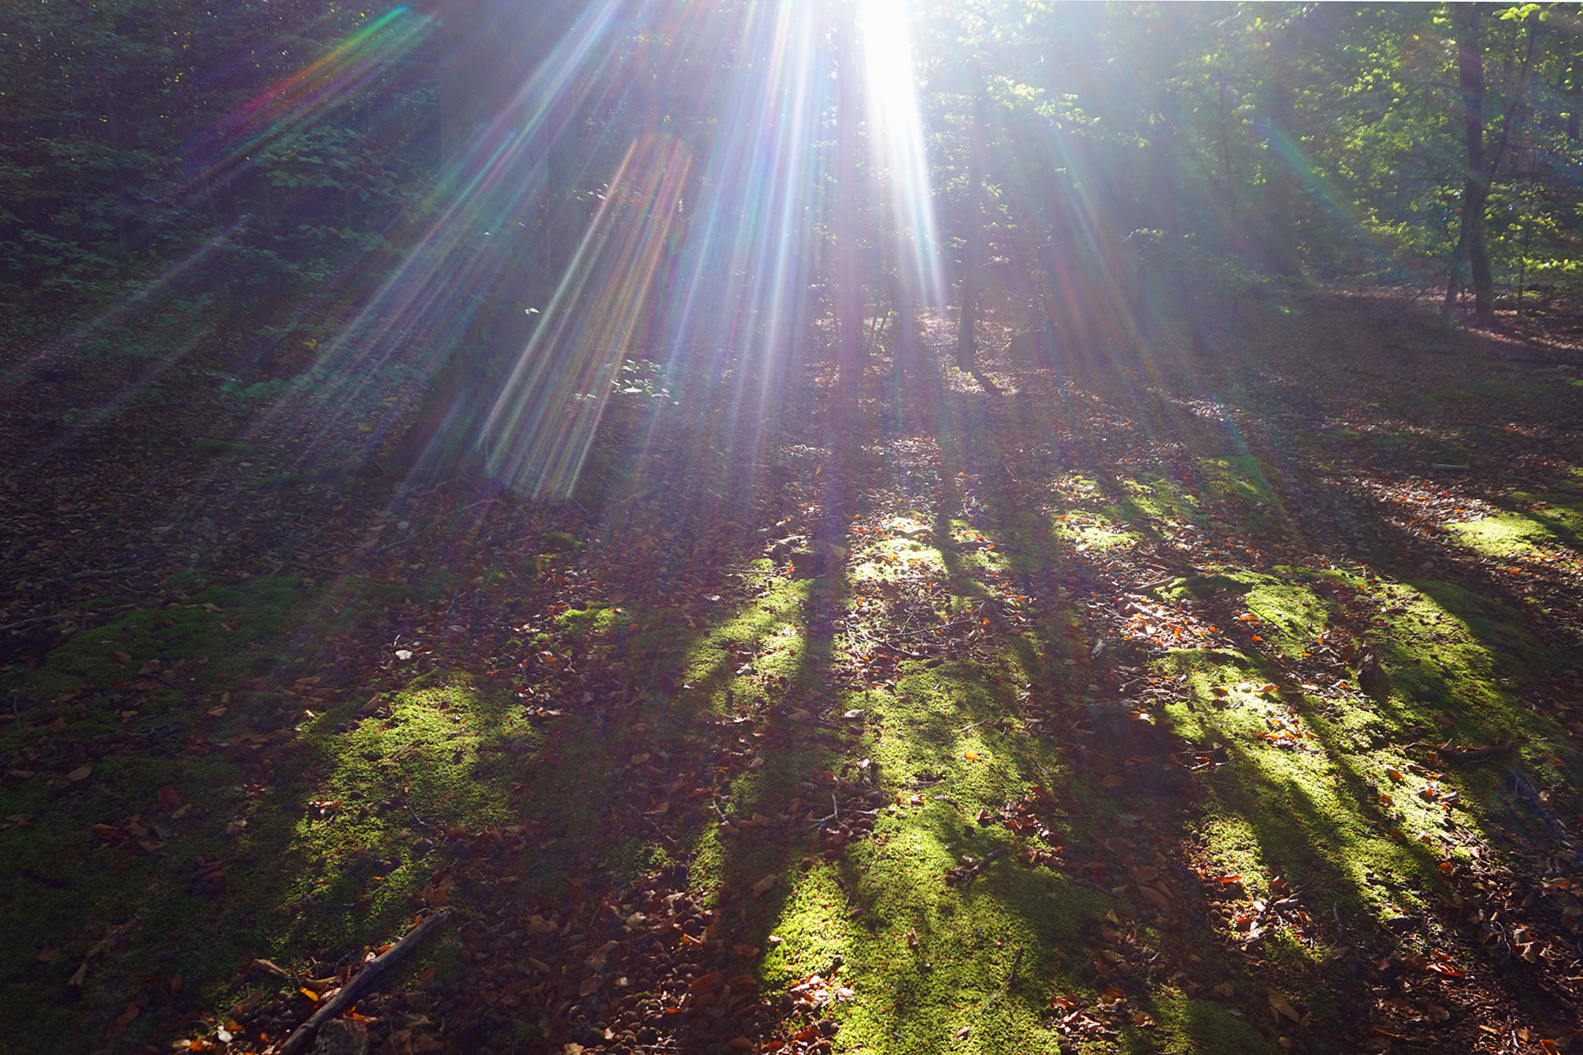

{"left": 5, "top": 289, "right": 1583, "bottom": 1055}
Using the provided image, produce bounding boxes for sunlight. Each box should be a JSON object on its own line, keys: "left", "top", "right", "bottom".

{"left": 482, "top": 134, "right": 693, "bottom": 497}
{"left": 660, "top": 1, "right": 826, "bottom": 459}
{"left": 859, "top": 0, "right": 946, "bottom": 308}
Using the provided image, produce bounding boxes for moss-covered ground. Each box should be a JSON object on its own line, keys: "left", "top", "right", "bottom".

{"left": 6, "top": 293, "right": 1583, "bottom": 1055}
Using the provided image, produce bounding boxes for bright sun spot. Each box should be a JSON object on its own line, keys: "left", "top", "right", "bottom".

{"left": 859, "top": 0, "right": 945, "bottom": 306}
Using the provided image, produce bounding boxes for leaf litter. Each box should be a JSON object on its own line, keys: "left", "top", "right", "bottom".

{"left": 4, "top": 293, "right": 1583, "bottom": 1054}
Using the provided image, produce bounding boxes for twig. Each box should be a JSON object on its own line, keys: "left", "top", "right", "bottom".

{"left": 981, "top": 946, "right": 1022, "bottom": 1012}
{"left": 274, "top": 909, "right": 454, "bottom": 1055}
{"left": 0, "top": 612, "right": 78, "bottom": 633}
{"left": 30, "top": 566, "right": 140, "bottom": 587}
{"left": 642, "top": 812, "right": 679, "bottom": 848}
{"left": 405, "top": 801, "right": 436, "bottom": 833}
{"left": 890, "top": 618, "right": 974, "bottom": 641}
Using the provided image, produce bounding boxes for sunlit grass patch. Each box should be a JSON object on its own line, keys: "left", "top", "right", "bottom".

{"left": 1446, "top": 512, "right": 1550, "bottom": 557}
{"left": 1197, "top": 455, "right": 1278, "bottom": 507}
{"left": 1152, "top": 557, "right": 1577, "bottom": 955}
{"left": 1104, "top": 473, "right": 1206, "bottom": 527}
{"left": 1154, "top": 992, "right": 1279, "bottom": 1054}
{"left": 849, "top": 535, "right": 947, "bottom": 582}
{"left": 814, "top": 808, "right": 1102, "bottom": 1055}
{"left": 1051, "top": 509, "right": 1139, "bottom": 551}
{"left": 1447, "top": 497, "right": 1583, "bottom": 560}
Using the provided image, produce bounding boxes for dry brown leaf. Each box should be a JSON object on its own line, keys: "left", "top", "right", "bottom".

{"left": 750, "top": 874, "right": 777, "bottom": 898}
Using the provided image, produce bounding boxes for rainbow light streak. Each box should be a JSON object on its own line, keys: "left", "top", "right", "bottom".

{"left": 260, "top": 0, "right": 635, "bottom": 449}
{"left": 661, "top": 0, "right": 825, "bottom": 445}
{"left": 186, "top": 8, "right": 432, "bottom": 199}
{"left": 441, "top": 0, "right": 629, "bottom": 196}
{"left": 859, "top": 0, "right": 945, "bottom": 307}
{"left": 481, "top": 135, "right": 693, "bottom": 498}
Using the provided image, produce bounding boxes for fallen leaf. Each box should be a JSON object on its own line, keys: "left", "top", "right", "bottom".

{"left": 689, "top": 971, "right": 724, "bottom": 994}
{"left": 66, "top": 764, "right": 92, "bottom": 781}
{"left": 751, "top": 874, "right": 777, "bottom": 898}
{"left": 157, "top": 787, "right": 183, "bottom": 810}
{"left": 1268, "top": 989, "right": 1299, "bottom": 1023}
{"left": 954, "top": 1026, "right": 970, "bottom": 1040}
{"left": 578, "top": 976, "right": 602, "bottom": 996}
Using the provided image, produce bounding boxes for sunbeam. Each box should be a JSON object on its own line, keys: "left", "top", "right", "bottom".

{"left": 860, "top": 0, "right": 946, "bottom": 308}
{"left": 482, "top": 135, "right": 693, "bottom": 498}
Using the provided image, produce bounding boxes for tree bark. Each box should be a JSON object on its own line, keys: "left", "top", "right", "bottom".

{"left": 1446, "top": 3, "right": 1493, "bottom": 327}
{"left": 956, "top": 96, "right": 985, "bottom": 371}
{"left": 833, "top": 11, "right": 866, "bottom": 412}
{"left": 1261, "top": 37, "right": 1301, "bottom": 277}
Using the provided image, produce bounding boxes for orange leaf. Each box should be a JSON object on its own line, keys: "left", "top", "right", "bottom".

{"left": 1267, "top": 989, "right": 1300, "bottom": 1022}
{"left": 689, "top": 971, "right": 724, "bottom": 994}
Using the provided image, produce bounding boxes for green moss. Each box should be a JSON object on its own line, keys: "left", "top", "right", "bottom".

{"left": 1447, "top": 513, "right": 1548, "bottom": 556}
{"left": 1198, "top": 456, "right": 1278, "bottom": 507}
{"left": 1051, "top": 510, "right": 1139, "bottom": 550}
{"left": 1157, "top": 995, "right": 1279, "bottom": 1054}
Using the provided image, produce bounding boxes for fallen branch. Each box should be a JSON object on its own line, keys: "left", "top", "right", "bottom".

{"left": 274, "top": 908, "right": 454, "bottom": 1055}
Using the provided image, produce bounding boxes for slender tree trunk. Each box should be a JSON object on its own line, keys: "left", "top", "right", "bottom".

{"left": 1262, "top": 50, "right": 1301, "bottom": 277}
{"left": 956, "top": 97, "right": 985, "bottom": 371}
{"left": 1447, "top": 3, "right": 1493, "bottom": 326}
{"left": 833, "top": 12, "right": 865, "bottom": 413}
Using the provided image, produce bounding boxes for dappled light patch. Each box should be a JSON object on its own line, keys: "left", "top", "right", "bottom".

{"left": 11, "top": 289, "right": 1583, "bottom": 1054}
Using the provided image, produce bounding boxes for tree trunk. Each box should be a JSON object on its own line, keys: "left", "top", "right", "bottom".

{"left": 956, "top": 97, "right": 985, "bottom": 371}
{"left": 1261, "top": 48, "right": 1301, "bottom": 277}
{"left": 1446, "top": 3, "right": 1493, "bottom": 327}
{"left": 833, "top": 11, "right": 866, "bottom": 414}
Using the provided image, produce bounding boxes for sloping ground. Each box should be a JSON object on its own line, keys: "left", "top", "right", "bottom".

{"left": 4, "top": 291, "right": 1583, "bottom": 1055}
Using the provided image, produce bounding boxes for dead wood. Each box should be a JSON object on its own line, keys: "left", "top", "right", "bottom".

{"left": 273, "top": 908, "right": 454, "bottom": 1055}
